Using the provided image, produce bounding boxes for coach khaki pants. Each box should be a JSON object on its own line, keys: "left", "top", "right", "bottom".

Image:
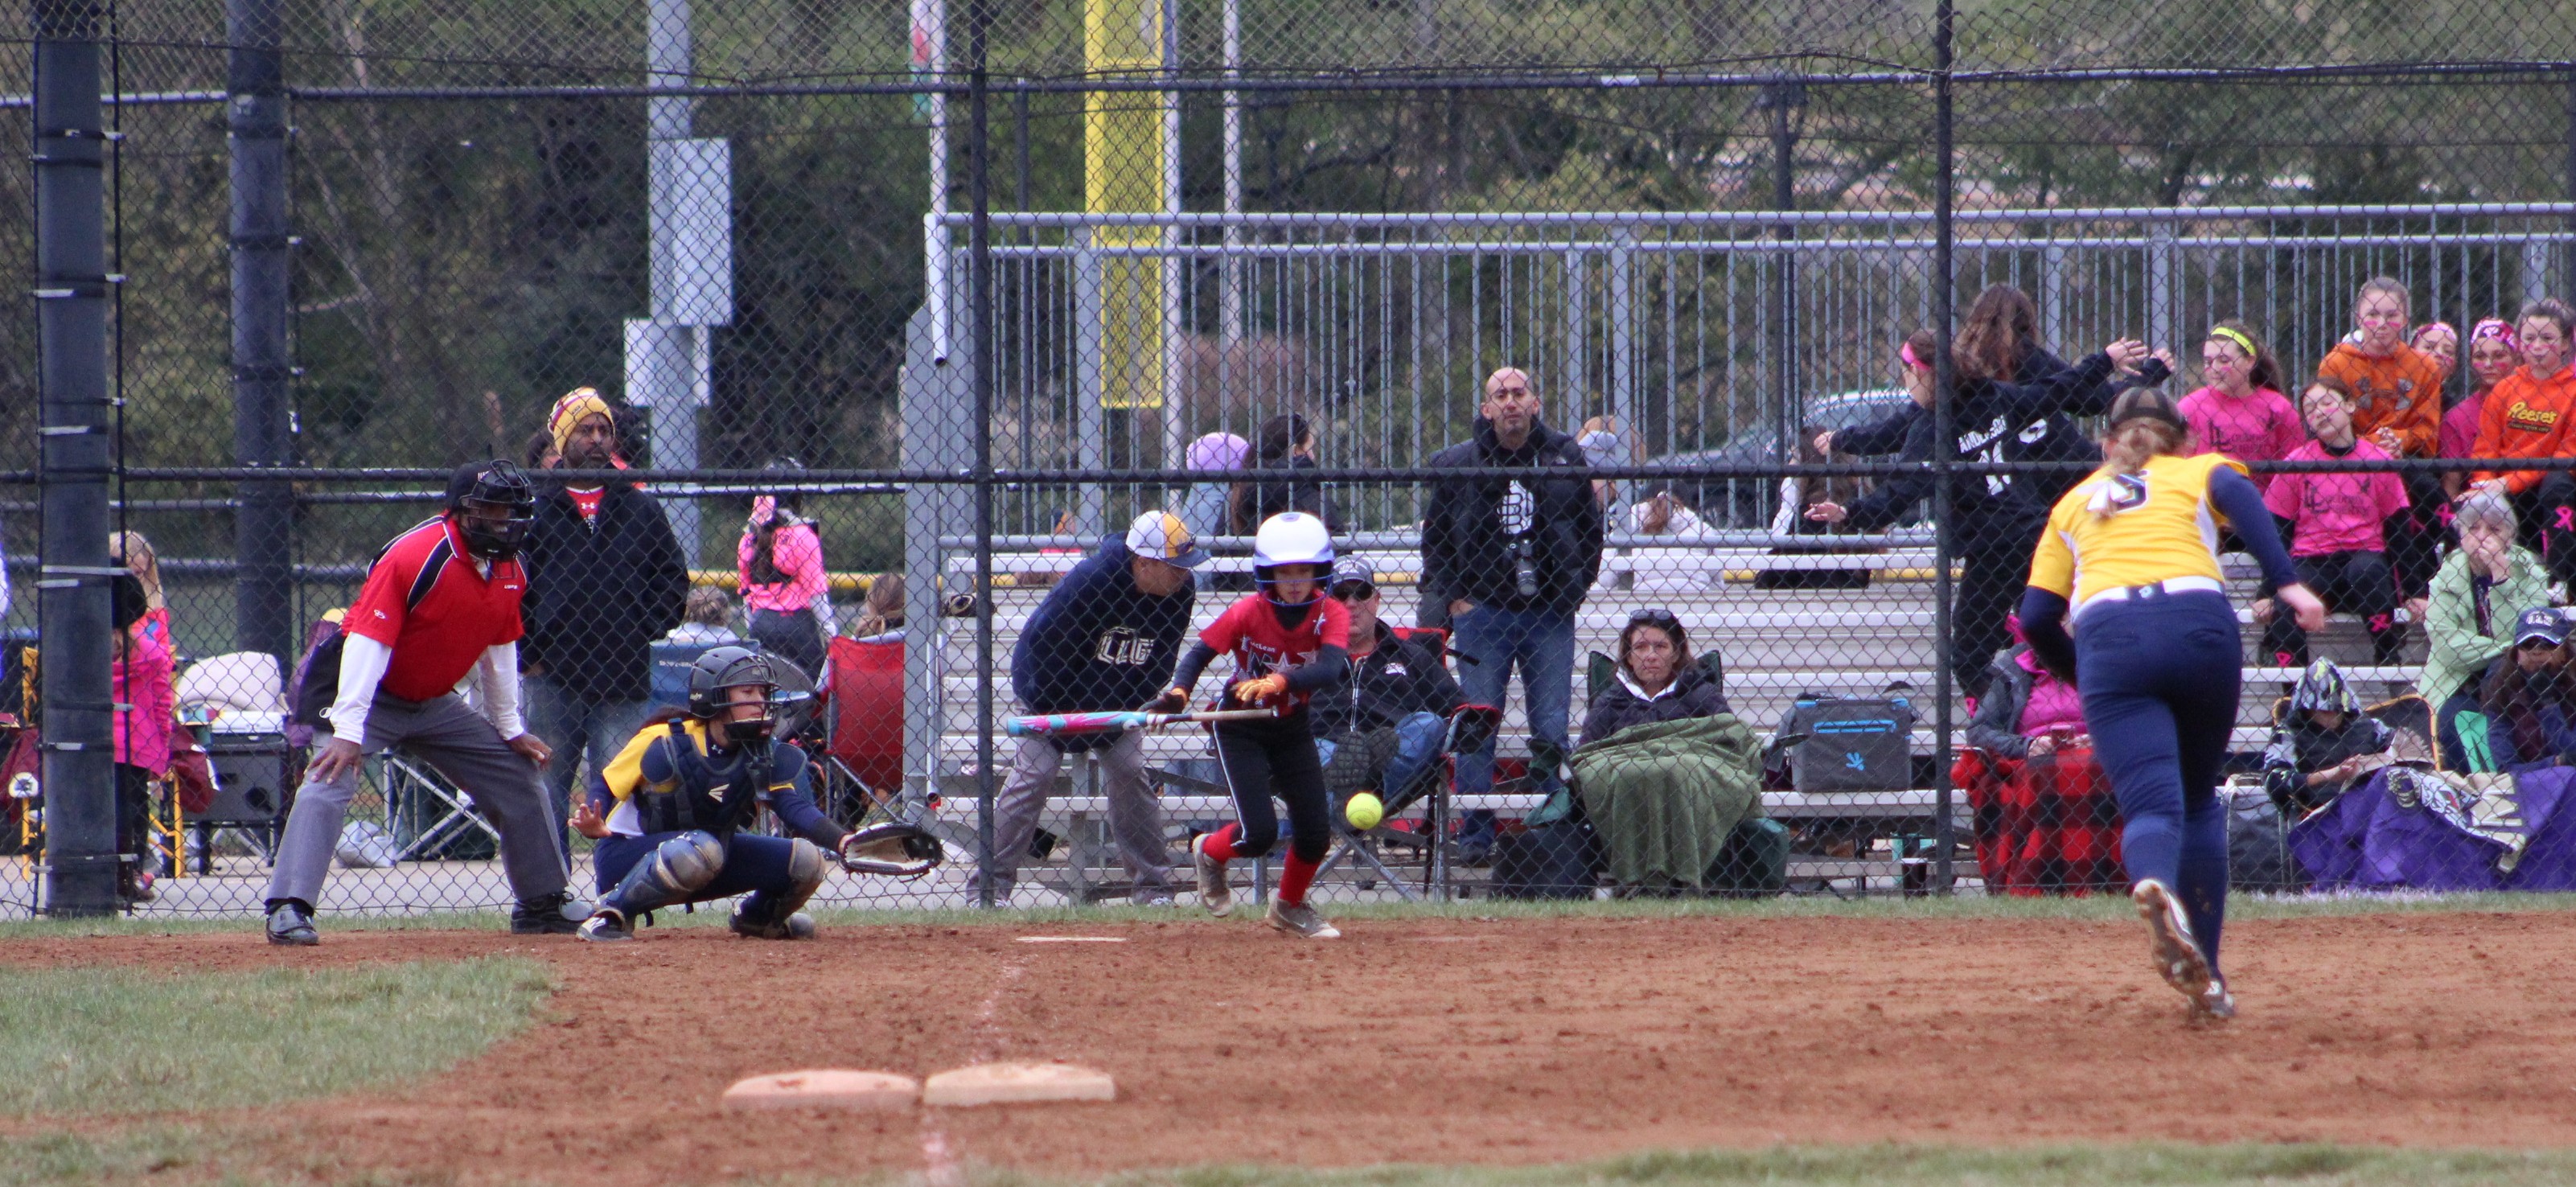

{"left": 980, "top": 731, "right": 1173, "bottom": 902}
{"left": 265, "top": 692, "right": 570, "bottom": 910}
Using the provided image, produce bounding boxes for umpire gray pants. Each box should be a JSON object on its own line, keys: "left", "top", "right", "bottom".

{"left": 983, "top": 732, "right": 1172, "bottom": 901}
{"left": 265, "top": 692, "right": 569, "bottom": 909}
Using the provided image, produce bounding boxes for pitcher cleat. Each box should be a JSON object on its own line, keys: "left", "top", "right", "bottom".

{"left": 1265, "top": 900, "right": 1340, "bottom": 939}
{"left": 2132, "top": 879, "right": 2214, "bottom": 1005}
{"left": 1192, "top": 833, "right": 1233, "bottom": 917}
{"left": 2192, "top": 979, "right": 2237, "bottom": 1025}
{"left": 265, "top": 900, "right": 318, "bottom": 947}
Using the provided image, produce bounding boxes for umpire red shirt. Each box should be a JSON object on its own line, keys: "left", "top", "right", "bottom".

{"left": 1200, "top": 594, "right": 1350, "bottom": 713}
{"left": 344, "top": 516, "right": 528, "bottom": 701}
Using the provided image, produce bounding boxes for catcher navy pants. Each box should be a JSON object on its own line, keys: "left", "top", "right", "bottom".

{"left": 594, "top": 829, "right": 807, "bottom": 914}
{"left": 266, "top": 692, "right": 568, "bottom": 910}
{"left": 2074, "top": 589, "right": 2239, "bottom": 975}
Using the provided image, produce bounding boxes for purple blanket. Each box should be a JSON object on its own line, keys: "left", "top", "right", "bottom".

{"left": 2290, "top": 766, "right": 2576, "bottom": 891}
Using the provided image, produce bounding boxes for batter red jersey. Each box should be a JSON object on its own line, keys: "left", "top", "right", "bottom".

{"left": 1199, "top": 595, "right": 1350, "bottom": 713}
{"left": 343, "top": 516, "right": 528, "bottom": 701}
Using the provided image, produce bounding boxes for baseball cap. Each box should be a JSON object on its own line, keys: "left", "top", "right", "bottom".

{"left": 1124, "top": 511, "right": 1210, "bottom": 569}
{"left": 2106, "top": 386, "right": 2188, "bottom": 432}
{"left": 2515, "top": 607, "right": 2567, "bottom": 647}
{"left": 1329, "top": 557, "right": 1378, "bottom": 597}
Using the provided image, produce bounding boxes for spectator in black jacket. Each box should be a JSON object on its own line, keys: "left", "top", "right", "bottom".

{"left": 1815, "top": 285, "right": 2110, "bottom": 511}
{"left": 520, "top": 390, "right": 690, "bottom": 844}
{"left": 1422, "top": 367, "right": 1604, "bottom": 861}
{"left": 1580, "top": 609, "right": 1728, "bottom": 743}
{"left": 1312, "top": 559, "right": 1466, "bottom": 813}
{"left": 983, "top": 511, "right": 1207, "bottom": 904}
{"left": 1806, "top": 328, "right": 2171, "bottom": 698}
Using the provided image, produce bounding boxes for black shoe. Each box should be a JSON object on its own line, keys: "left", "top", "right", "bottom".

{"left": 265, "top": 900, "right": 318, "bottom": 947}
{"left": 510, "top": 891, "right": 588, "bottom": 935}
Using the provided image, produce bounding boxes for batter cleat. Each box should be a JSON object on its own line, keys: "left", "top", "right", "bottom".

{"left": 1265, "top": 900, "right": 1340, "bottom": 939}
{"left": 265, "top": 900, "right": 318, "bottom": 947}
{"left": 2132, "top": 879, "right": 2214, "bottom": 1008}
{"left": 510, "top": 891, "right": 590, "bottom": 935}
{"left": 1192, "top": 833, "right": 1233, "bottom": 917}
{"left": 575, "top": 909, "right": 632, "bottom": 943}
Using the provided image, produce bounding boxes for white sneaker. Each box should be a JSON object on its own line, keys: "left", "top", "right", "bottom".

{"left": 1191, "top": 833, "right": 1233, "bottom": 917}
{"left": 1265, "top": 900, "right": 1339, "bottom": 939}
{"left": 2132, "top": 879, "right": 2216, "bottom": 1012}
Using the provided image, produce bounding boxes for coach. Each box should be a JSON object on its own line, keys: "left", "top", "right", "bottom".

{"left": 265, "top": 461, "right": 583, "bottom": 945}
{"left": 520, "top": 389, "right": 689, "bottom": 844}
{"left": 978, "top": 511, "right": 1208, "bottom": 905}
{"left": 1422, "top": 367, "right": 1603, "bottom": 861}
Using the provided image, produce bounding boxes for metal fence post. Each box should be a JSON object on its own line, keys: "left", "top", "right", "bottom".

{"left": 1608, "top": 224, "right": 1635, "bottom": 438}
{"left": 228, "top": 0, "right": 294, "bottom": 667}
{"left": 1929, "top": 0, "right": 1958, "bottom": 896}
{"left": 968, "top": 0, "right": 998, "bottom": 910}
{"left": 33, "top": 0, "right": 119, "bottom": 917}
{"left": 2147, "top": 221, "right": 2177, "bottom": 362}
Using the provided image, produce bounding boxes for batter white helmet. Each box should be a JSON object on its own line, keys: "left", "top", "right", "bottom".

{"left": 1251, "top": 511, "right": 1334, "bottom": 606}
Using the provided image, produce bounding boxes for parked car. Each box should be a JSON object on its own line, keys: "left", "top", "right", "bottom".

{"left": 1640, "top": 388, "right": 1919, "bottom": 531}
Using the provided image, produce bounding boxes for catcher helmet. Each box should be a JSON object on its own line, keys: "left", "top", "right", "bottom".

{"left": 445, "top": 459, "right": 536, "bottom": 560}
{"left": 687, "top": 645, "right": 782, "bottom": 743}
{"left": 1251, "top": 511, "right": 1334, "bottom": 607}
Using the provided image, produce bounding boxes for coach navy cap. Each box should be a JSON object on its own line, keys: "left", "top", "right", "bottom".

{"left": 1329, "top": 557, "right": 1378, "bottom": 595}
{"left": 2516, "top": 607, "right": 2568, "bottom": 647}
{"left": 1125, "top": 510, "right": 1211, "bottom": 569}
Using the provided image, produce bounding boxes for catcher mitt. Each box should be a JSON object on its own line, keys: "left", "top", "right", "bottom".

{"left": 839, "top": 819, "right": 944, "bottom": 878}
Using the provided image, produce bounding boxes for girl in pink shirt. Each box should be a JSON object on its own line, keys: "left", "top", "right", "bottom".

{"left": 738, "top": 461, "right": 831, "bottom": 680}
{"left": 2178, "top": 320, "right": 2303, "bottom": 491}
{"left": 2254, "top": 378, "right": 2414, "bottom": 667}
{"left": 2442, "top": 319, "right": 2519, "bottom": 499}
{"left": 111, "top": 573, "right": 175, "bottom": 905}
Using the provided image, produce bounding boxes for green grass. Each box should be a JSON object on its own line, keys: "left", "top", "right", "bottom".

{"left": 0, "top": 958, "right": 549, "bottom": 1117}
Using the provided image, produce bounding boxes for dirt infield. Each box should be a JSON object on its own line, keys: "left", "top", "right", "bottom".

{"left": 12, "top": 909, "right": 2576, "bottom": 1182}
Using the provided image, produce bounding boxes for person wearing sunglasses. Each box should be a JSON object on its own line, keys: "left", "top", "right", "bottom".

{"left": 1308, "top": 559, "right": 1468, "bottom": 823}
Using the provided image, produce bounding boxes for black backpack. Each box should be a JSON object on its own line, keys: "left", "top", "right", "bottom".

{"left": 1765, "top": 687, "right": 1917, "bottom": 792}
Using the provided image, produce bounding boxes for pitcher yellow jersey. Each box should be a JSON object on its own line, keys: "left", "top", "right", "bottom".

{"left": 2028, "top": 452, "right": 2247, "bottom": 604}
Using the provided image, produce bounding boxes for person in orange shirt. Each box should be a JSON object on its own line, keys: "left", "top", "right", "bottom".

{"left": 2467, "top": 298, "right": 2576, "bottom": 587}
{"left": 2317, "top": 277, "right": 2448, "bottom": 603}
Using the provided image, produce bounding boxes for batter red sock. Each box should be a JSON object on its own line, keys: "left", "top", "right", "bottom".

{"left": 1278, "top": 852, "right": 1321, "bottom": 907}
{"left": 1200, "top": 824, "right": 1243, "bottom": 864}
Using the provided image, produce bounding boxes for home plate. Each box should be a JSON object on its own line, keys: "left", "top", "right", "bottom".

{"left": 922, "top": 1062, "right": 1116, "bottom": 1107}
{"left": 721, "top": 1070, "right": 919, "bottom": 1111}
{"left": 1015, "top": 935, "right": 1127, "bottom": 943}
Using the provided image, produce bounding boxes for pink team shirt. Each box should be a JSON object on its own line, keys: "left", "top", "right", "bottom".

{"left": 113, "top": 628, "right": 175, "bottom": 774}
{"left": 737, "top": 515, "right": 827, "bottom": 614}
{"left": 2179, "top": 385, "right": 2305, "bottom": 490}
{"left": 2440, "top": 392, "right": 2486, "bottom": 461}
{"left": 2261, "top": 439, "right": 2410, "bottom": 557}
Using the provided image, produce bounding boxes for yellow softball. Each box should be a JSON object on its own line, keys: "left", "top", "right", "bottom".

{"left": 1345, "top": 792, "right": 1384, "bottom": 831}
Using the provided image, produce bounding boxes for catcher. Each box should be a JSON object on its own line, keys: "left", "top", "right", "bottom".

{"left": 571, "top": 646, "right": 940, "bottom": 941}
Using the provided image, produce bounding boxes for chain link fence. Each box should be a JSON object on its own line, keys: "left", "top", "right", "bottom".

{"left": 7, "top": 2, "right": 2576, "bottom": 922}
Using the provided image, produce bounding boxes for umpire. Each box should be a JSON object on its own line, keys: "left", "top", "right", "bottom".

{"left": 266, "top": 461, "right": 582, "bottom": 945}
{"left": 978, "top": 511, "right": 1207, "bottom": 905}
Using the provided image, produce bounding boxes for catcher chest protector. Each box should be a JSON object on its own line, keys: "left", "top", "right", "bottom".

{"left": 1772, "top": 691, "right": 1916, "bottom": 793}
{"left": 635, "top": 722, "right": 772, "bottom": 836}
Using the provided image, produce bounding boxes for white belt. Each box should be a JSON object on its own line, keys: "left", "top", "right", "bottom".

{"left": 2074, "top": 576, "right": 2225, "bottom": 621}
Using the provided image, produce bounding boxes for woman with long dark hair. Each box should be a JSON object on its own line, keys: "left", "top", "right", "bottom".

{"left": 737, "top": 458, "right": 831, "bottom": 679}
{"left": 1227, "top": 412, "right": 1337, "bottom": 534}
{"left": 1806, "top": 327, "right": 2172, "bottom": 698}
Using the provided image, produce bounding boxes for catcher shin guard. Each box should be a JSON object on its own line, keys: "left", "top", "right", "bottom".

{"left": 783, "top": 838, "right": 829, "bottom": 914}
{"left": 605, "top": 830, "right": 725, "bottom": 915}
{"left": 839, "top": 819, "right": 945, "bottom": 878}
{"left": 731, "top": 839, "right": 830, "bottom": 941}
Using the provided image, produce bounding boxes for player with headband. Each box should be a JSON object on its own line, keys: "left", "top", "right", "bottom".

{"left": 1154, "top": 511, "right": 1351, "bottom": 938}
